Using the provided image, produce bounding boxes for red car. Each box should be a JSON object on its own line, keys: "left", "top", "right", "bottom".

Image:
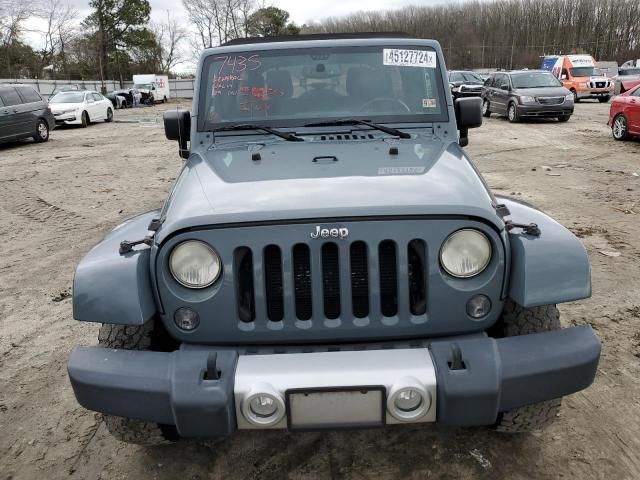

{"left": 608, "top": 85, "right": 640, "bottom": 140}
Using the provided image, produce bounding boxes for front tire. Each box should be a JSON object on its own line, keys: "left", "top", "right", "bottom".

{"left": 98, "top": 322, "right": 177, "bottom": 445}
{"left": 482, "top": 99, "right": 491, "bottom": 117}
{"left": 558, "top": 115, "right": 571, "bottom": 122}
{"left": 80, "top": 111, "right": 89, "bottom": 128}
{"left": 507, "top": 102, "right": 520, "bottom": 123}
{"left": 493, "top": 300, "right": 562, "bottom": 432}
{"left": 34, "top": 119, "right": 50, "bottom": 142}
{"left": 598, "top": 96, "right": 610, "bottom": 103}
{"left": 612, "top": 114, "right": 629, "bottom": 141}
{"left": 105, "top": 107, "right": 113, "bottom": 122}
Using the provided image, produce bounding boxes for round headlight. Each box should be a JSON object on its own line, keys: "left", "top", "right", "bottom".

{"left": 169, "top": 240, "right": 221, "bottom": 288}
{"left": 440, "top": 229, "right": 491, "bottom": 278}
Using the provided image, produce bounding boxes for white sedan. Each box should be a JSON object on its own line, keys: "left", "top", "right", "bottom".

{"left": 48, "top": 90, "right": 114, "bottom": 127}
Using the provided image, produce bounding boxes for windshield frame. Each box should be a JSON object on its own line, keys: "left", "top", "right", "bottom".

{"left": 49, "top": 92, "right": 86, "bottom": 103}
{"left": 197, "top": 44, "right": 449, "bottom": 132}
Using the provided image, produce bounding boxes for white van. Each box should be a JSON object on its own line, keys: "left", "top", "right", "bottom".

{"left": 132, "top": 74, "right": 171, "bottom": 103}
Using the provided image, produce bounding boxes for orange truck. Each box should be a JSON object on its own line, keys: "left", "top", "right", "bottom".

{"left": 541, "top": 55, "right": 614, "bottom": 103}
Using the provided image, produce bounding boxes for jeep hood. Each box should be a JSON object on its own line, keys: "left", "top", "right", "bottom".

{"left": 155, "top": 138, "right": 502, "bottom": 243}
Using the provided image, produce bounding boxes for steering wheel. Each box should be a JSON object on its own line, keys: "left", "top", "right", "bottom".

{"left": 359, "top": 97, "right": 411, "bottom": 113}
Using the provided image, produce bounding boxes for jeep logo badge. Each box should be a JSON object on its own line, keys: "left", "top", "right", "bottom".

{"left": 310, "top": 226, "right": 349, "bottom": 240}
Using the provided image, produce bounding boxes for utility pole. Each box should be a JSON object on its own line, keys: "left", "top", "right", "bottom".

{"left": 510, "top": 40, "right": 515, "bottom": 70}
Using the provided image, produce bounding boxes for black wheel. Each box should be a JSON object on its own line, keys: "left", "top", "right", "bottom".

{"left": 598, "top": 96, "right": 610, "bottom": 103}
{"left": 482, "top": 99, "right": 491, "bottom": 117}
{"left": 507, "top": 102, "right": 520, "bottom": 123}
{"left": 612, "top": 114, "right": 629, "bottom": 141}
{"left": 558, "top": 115, "right": 570, "bottom": 122}
{"left": 162, "top": 96, "right": 167, "bottom": 104}
{"left": 571, "top": 89, "right": 580, "bottom": 103}
{"left": 34, "top": 119, "right": 50, "bottom": 142}
{"left": 493, "top": 300, "right": 562, "bottom": 432}
{"left": 98, "top": 321, "right": 178, "bottom": 445}
{"left": 80, "top": 111, "right": 89, "bottom": 128}
{"left": 105, "top": 107, "right": 113, "bottom": 122}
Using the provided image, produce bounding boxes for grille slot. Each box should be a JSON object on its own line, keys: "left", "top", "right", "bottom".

{"left": 264, "top": 245, "right": 284, "bottom": 321}
{"left": 321, "top": 243, "right": 341, "bottom": 319}
{"left": 293, "top": 243, "right": 312, "bottom": 320}
{"left": 408, "top": 239, "right": 427, "bottom": 315}
{"left": 350, "top": 241, "right": 369, "bottom": 318}
{"left": 379, "top": 240, "right": 398, "bottom": 317}
{"left": 234, "top": 247, "right": 255, "bottom": 322}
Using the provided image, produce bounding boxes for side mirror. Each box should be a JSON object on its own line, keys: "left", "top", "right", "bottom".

{"left": 164, "top": 109, "right": 191, "bottom": 159}
{"left": 455, "top": 97, "right": 482, "bottom": 147}
{"left": 500, "top": 84, "right": 510, "bottom": 91}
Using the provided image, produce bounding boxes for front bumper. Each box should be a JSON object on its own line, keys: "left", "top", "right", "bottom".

{"left": 68, "top": 326, "right": 600, "bottom": 438}
{"left": 576, "top": 88, "right": 613, "bottom": 99}
{"left": 518, "top": 103, "right": 574, "bottom": 118}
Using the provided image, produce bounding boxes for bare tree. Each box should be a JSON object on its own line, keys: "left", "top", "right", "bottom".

{"left": 152, "top": 11, "right": 186, "bottom": 73}
{"left": 0, "top": 0, "right": 37, "bottom": 47}
{"left": 182, "top": 0, "right": 254, "bottom": 50}
{"left": 36, "top": 0, "right": 77, "bottom": 74}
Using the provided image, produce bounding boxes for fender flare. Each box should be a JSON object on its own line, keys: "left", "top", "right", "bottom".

{"left": 500, "top": 197, "right": 591, "bottom": 307}
{"left": 73, "top": 210, "right": 160, "bottom": 325}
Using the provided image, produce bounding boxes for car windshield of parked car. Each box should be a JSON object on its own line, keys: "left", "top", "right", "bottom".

{"left": 134, "top": 84, "right": 152, "bottom": 89}
{"left": 511, "top": 72, "right": 562, "bottom": 88}
{"left": 619, "top": 68, "right": 640, "bottom": 76}
{"left": 450, "top": 71, "right": 483, "bottom": 83}
{"left": 199, "top": 45, "right": 447, "bottom": 129}
{"left": 570, "top": 67, "right": 602, "bottom": 77}
{"left": 49, "top": 92, "right": 85, "bottom": 103}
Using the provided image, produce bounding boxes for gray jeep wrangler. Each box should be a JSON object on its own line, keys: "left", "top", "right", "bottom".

{"left": 68, "top": 35, "right": 600, "bottom": 445}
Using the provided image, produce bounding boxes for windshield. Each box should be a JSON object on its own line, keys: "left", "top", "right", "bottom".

{"left": 619, "top": 68, "right": 640, "bottom": 76}
{"left": 511, "top": 72, "right": 562, "bottom": 88}
{"left": 199, "top": 45, "right": 447, "bottom": 129}
{"left": 49, "top": 92, "right": 85, "bottom": 103}
{"left": 134, "top": 83, "right": 152, "bottom": 89}
{"left": 570, "top": 67, "right": 602, "bottom": 77}
{"left": 450, "top": 71, "right": 483, "bottom": 83}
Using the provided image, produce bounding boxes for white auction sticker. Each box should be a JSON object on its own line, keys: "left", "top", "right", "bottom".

{"left": 383, "top": 49, "right": 436, "bottom": 68}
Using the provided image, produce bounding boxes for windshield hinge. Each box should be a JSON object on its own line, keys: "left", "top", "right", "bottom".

{"left": 494, "top": 203, "right": 511, "bottom": 218}
{"left": 119, "top": 235, "right": 154, "bottom": 255}
{"left": 505, "top": 221, "right": 541, "bottom": 237}
{"left": 148, "top": 217, "right": 163, "bottom": 232}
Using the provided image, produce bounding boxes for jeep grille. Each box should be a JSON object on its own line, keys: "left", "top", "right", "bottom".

{"left": 234, "top": 239, "right": 427, "bottom": 324}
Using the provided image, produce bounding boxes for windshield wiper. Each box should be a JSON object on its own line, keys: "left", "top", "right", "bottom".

{"left": 304, "top": 119, "right": 411, "bottom": 139}
{"left": 211, "top": 124, "right": 304, "bottom": 142}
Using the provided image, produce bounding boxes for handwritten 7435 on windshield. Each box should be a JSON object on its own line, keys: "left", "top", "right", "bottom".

{"left": 214, "top": 55, "right": 262, "bottom": 75}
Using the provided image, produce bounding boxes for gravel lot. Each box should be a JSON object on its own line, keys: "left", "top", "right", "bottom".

{"left": 1, "top": 101, "right": 639, "bottom": 480}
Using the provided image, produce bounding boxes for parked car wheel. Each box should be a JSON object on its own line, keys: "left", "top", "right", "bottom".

{"left": 80, "top": 111, "right": 89, "bottom": 128}
{"left": 571, "top": 89, "right": 580, "bottom": 103}
{"left": 98, "top": 321, "right": 177, "bottom": 445}
{"left": 612, "top": 114, "right": 629, "bottom": 141}
{"left": 105, "top": 107, "right": 113, "bottom": 123}
{"left": 558, "top": 115, "right": 571, "bottom": 122}
{"left": 34, "top": 119, "right": 50, "bottom": 143}
{"left": 493, "top": 300, "right": 562, "bottom": 432}
{"left": 507, "top": 102, "right": 520, "bottom": 123}
{"left": 598, "top": 96, "right": 610, "bottom": 103}
{"left": 482, "top": 99, "right": 491, "bottom": 117}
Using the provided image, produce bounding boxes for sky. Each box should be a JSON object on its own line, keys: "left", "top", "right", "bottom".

{"left": 23, "top": 0, "right": 438, "bottom": 73}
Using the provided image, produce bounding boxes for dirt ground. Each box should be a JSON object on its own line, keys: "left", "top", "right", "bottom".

{"left": 1, "top": 100, "right": 639, "bottom": 480}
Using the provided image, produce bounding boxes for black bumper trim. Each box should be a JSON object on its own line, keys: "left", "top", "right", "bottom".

{"left": 429, "top": 325, "right": 600, "bottom": 425}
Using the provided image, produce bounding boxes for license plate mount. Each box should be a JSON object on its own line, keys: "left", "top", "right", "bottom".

{"left": 286, "top": 386, "right": 386, "bottom": 431}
